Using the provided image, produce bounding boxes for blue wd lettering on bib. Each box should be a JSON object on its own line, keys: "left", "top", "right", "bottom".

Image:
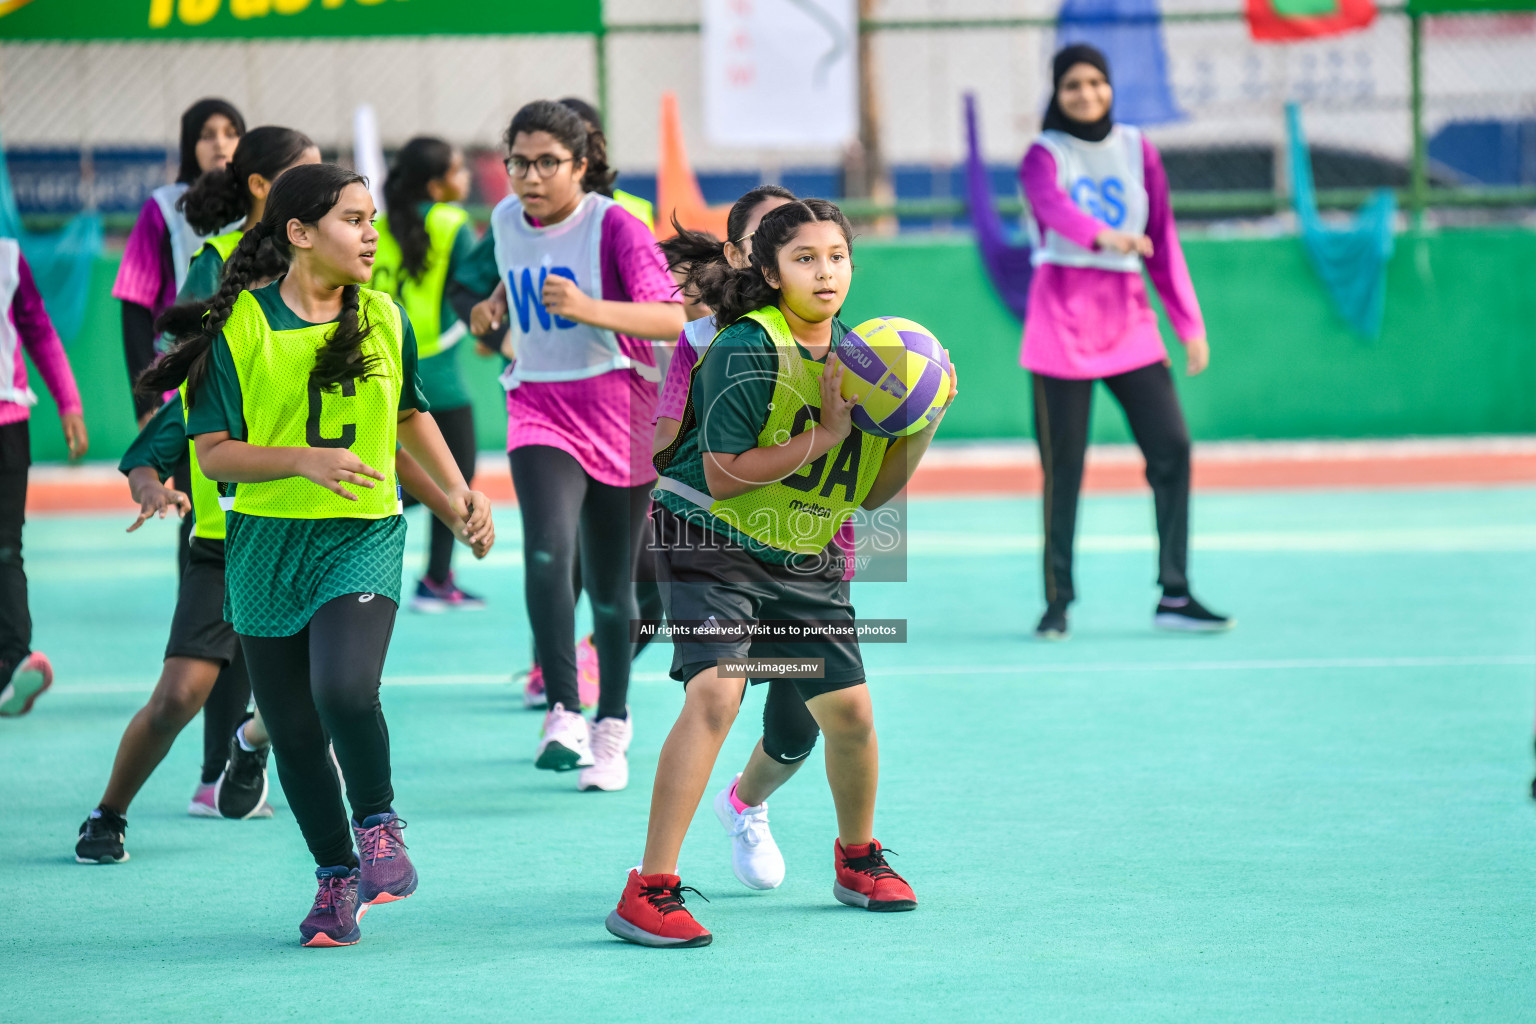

{"left": 506, "top": 265, "right": 578, "bottom": 331}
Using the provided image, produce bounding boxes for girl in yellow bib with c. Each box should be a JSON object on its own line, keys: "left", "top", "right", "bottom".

{"left": 141, "top": 163, "right": 493, "bottom": 949}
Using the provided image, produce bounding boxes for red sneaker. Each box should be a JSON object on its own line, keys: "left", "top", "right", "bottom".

{"left": 605, "top": 869, "right": 713, "bottom": 947}
{"left": 833, "top": 838, "right": 917, "bottom": 912}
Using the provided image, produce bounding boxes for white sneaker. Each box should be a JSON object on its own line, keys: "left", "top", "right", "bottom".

{"left": 536, "top": 703, "right": 593, "bottom": 771}
{"left": 579, "top": 714, "right": 632, "bottom": 792}
{"left": 713, "top": 773, "right": 785, "bottom": 890}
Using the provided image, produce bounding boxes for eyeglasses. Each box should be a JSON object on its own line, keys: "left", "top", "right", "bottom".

{"left": 505, "top": 155, "right": 575, "bottom": 179}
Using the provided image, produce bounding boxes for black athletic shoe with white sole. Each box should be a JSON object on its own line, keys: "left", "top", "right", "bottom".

{"left": 1034, "top": 603, "right": 1070, "bottom": 641}
{"left": 1154, "top": 595, "right": 1233, "bottom": 632}
{"left": 76, "top": 809, "right": 129, "bottom": 864}
{"left": 215, "top": 726, "right": 272, "bottom": 820}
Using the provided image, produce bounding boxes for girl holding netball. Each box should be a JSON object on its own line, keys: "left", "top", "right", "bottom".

{"left": 1022, "top": 45, "right": 1229, "bottom": 640}
{"left": 460, "top": 100, "right": 684, "bottom": 792}
{"left": 658, "top": 184, "right": 852, "bottom": 891}
{"left": 607, "top": 199, "right": 957, "bottom": 948}
{"left": 141, "top": 163, "right": 492, "bottom": 947}
{"left": 374, "top": 136, "right": 483, "bottom": 611}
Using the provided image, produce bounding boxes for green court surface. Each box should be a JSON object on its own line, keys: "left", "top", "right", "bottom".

{"left": 6, "top": 487, "right": 1536, "bottom": 1022}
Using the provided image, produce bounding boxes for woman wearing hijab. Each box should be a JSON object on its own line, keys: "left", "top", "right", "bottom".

{"left": 1021, "top": 44, "right": 1230, "bottom": 640}
{"left": 115, "top": 98, "right": 245, "bottom": 426}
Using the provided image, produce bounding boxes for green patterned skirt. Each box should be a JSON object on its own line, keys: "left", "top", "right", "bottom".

{"left": 223, "top": 512, "right": 407, "bottom": 637}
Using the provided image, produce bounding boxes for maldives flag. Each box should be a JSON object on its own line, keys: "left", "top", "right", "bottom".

{"left": 1247, "top": 0, "right": 1376, "bottom": 41}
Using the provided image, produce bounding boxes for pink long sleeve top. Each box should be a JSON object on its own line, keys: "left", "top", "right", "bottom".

{"left": 1019, "top": 135, "right": 1205, "bottom": 380}
{"left": 2, "top": 249, "right": 82, "bottom": 426}
{"left": 112, "top": 197, "right": 179, "bottom": 317}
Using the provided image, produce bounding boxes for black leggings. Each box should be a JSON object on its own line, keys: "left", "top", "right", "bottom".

{"left": 239, "top": 594, "right": 398, "bottom": 868}
{"left": 421, "top": 403, "right": 477, "bottom": 585}
{"left": 199, "top": 657, "right": 252, "bottom": 784}
{"left": 509, "top": 445, "right": 650, "bottom": 721}
{"left": 0, "top": 421, "right": 30, "bottom": 673}
{"left": 1032, "top": 361, "right": 1191, "bottom": 606}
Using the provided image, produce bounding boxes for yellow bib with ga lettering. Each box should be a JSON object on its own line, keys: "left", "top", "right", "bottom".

{"left": 178, "top": 383, "right": 226, "bottom": 541}
{"left": 222, "top": 288, "right": 404, "bottom": 520}
{"left": 657, "top": 306, "right": 886, "bottom": 555}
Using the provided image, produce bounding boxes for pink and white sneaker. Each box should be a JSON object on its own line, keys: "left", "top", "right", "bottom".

{"left": 520, "top": 663, "right": 547, "bottom": 709}
{"left": 578, "top": 714, "right": 632, "bottom": 792}
{"left": 188, "top": 782, "right": 221, "bottom": 818}
{"left": 535, "top": 703, "right": 593, "bottom": 772}
{"left": 0, "top": 652, "right": 53, "bottom": 717}
{"left": 576, "top": 635, "right": 600, "bottom": 709}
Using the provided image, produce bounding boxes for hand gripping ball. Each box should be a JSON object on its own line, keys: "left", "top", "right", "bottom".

{"left": 835, "top": 317, "right": 952, "bottom": 439}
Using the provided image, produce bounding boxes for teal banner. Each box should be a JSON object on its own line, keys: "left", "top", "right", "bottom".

{"left": 0, "top": 0, "right": 601, "bottom": 40}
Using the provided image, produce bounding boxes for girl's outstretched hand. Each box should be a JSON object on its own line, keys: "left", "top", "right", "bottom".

{"left": 296, "top": 448, "right": 386, "bottom": 500}
{"left": 127, "top": 483, "right": 190, "bottom": 533}
{"left": 817, "top": 354, "right": 856, "bottom": 443}
{"left": 61, "top": 412, "right": 88, "bottom": 460}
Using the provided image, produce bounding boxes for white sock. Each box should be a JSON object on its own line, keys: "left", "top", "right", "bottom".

{"left": 235, "top": 721, "right": 261, "bottom": 752}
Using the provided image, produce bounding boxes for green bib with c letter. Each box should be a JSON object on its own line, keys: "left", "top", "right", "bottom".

{"left": 221, "top": 288, "right": 404, "bottom": 520}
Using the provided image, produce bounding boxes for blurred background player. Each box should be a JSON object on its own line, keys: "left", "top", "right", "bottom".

{"left": 1020, "top": 45, "right": 1230, "bottom": 642}
{"left": 0, "top": 239, "right": 86, "bottom": 718}
{"left": 374, "top": 136, "right": 484, "bottom": 612}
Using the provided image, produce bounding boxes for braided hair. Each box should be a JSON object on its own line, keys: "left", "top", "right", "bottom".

{"left": 179, "top": 125, "right": 315, "bottom": 236}
{"left": 683, "top": 199, "right": 854, "bottom": 330}
{"left": 382, "top": 136, "right": 455, "bottom": 281}
{"left": 139, "top": 163, "right": 381, "bottom": 404}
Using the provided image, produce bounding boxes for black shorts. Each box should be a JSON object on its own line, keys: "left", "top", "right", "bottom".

{"left": 650, "top": 506, "right": 865, "bottom": 699}
{"left": 164, "top": 537, "right": 238, "bottom": 665}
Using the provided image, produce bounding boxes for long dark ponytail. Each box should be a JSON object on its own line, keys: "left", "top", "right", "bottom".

{"left": 506, "top": 100, "right": 617, "bottom": 197}
{"left": 684, "top": 198, "right": 854, "bottom": 330}
{"left": 178, "top": 125, "right": 315, "bottom": 235}
{"left": 140, "top": 163, "right": 379, "bottom": 403}
{"left": 657, "top": 184, "right": 798, "bottom": 276}
{"left": 382, "top": 136, "right": 454, "bottom": 281}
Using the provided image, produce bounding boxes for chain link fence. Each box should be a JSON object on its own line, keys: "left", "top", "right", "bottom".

{"left": 2, "top": 0, "right": 1532, "bottom": 232}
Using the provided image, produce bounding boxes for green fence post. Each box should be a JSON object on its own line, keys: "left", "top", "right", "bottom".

{"left": 594, "top": 21, "right": 610, "bottom": 123}
{"left": 1409, "top": 9, "right": 1427, "bottom": 230}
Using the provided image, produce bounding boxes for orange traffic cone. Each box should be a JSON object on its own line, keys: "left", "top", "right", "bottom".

{"left": 655, "top": 91, "right": 730, "bottom": 241}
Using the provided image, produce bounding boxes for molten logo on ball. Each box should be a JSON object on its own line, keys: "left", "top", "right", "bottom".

{"left": 836, "top": 317, "right": 951, "bottom": 439}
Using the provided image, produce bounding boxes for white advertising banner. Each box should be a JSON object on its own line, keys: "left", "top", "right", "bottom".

{"left": 701, "top": 0, "right": 858, "bottom": 149}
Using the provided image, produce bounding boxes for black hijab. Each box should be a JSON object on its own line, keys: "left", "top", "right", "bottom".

{"left": 1042, "top": 44, "right": 1113, "bottom": 143}
{"left": 176, "top": 98, "right": 246, "bottom": 185}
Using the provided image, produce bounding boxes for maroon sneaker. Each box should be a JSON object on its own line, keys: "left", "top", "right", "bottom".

{"left": 352, "top": 811, "right": 417, "bottom": 906}
{"left": 833, "top": 838, "right": 917, "bottom": 912}
{"left": 300, "top": 866, "right": 362, "bottom": 947}
{"left": 606, "top": 869, "right": 712, "bottom": 947}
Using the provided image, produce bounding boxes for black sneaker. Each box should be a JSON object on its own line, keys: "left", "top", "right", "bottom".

{"left": 1034, "top": 602, "right": 1070, "bottom": 641}
{"left": 215, "top": 721, "right": 272, "bottom": 820}
{"left": 1154, "top": 595, "right": 1233, "bottom": 632}
{"left": 76, "top": 808, "right": 129, "bottom": 864}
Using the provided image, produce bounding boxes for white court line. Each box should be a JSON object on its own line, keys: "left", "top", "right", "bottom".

{"left": 51, "top": 655, "right": 1534, "bottom": 696}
